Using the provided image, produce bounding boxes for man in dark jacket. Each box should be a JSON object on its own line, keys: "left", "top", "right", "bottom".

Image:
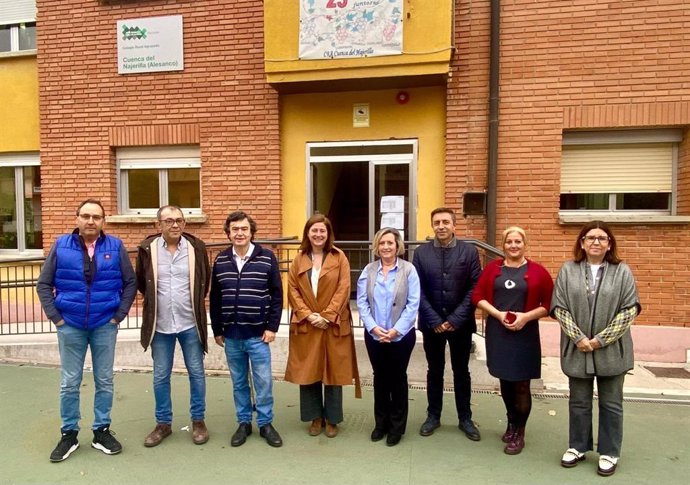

{"left": 412, "top": 207, "right": 482, "bottom": 440}
{"left": 37, "top": 199, "right": 136, "bottom": 462}
{"left": 135, "top": 205, "right": 211, "bottom": 448}
{"left": 210, "top": 211, "right": 284, "bottom": 448}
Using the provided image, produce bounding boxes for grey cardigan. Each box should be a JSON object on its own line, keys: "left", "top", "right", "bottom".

{"left": 551, "top": 260, "right": 641, "bottom": 378}
{"left": 363, "top": 258, "right": 414, "bottom": 332}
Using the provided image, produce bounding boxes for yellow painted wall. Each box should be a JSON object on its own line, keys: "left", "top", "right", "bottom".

{"left": 282, "top": 86, "right": 445, "bottom": 240}
{"left": 265, "top": 0, "right": 453, "bottom": 82}
{"left": 0, "top": 56, "right": 39, "bottom": 152}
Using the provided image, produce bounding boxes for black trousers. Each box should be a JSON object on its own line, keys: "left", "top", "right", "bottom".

{"left": 421, "top": 329, "right": 473, "bottom": 421}
{"left": 364, "top": 330, "right": 416, "bottom": 436}
{"left": 299, "top": 382, "right": 343, "bottom": 424}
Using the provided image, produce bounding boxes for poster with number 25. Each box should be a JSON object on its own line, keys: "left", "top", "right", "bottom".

{"left": 299, "top": 0, "right": 403, "bottom": 60}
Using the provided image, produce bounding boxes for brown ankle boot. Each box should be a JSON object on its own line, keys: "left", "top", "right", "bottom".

{"left": 308, "top": 418, "right": 323, "bottom": 436}
{"left": 325, "top": 421, "right": 339, "bottom": 438}
{"left": 192, "top": 420, "right": 209, "bottom": 445}
{"left": 144, "top": 423, "right": 172, "bottom": 447}
{"left": 504, "top": 427, "right": 525, "bottom": 455}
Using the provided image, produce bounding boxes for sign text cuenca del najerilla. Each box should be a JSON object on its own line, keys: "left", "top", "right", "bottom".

{"left": 122, "top": 55, "right": 179, "bottom": 70}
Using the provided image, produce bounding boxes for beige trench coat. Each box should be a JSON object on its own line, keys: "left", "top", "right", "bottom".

{"left": 284, "top": 247, "right": 360, "bottom": 396}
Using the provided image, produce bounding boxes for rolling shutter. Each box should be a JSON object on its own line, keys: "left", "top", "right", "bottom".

{"left": 561, "top": 143, "right": 673, "bottom": 194}
{"left": 0, "top": 0, "right": 36, "bottom": 25}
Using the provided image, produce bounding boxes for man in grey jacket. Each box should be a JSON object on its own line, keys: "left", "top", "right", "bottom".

{"left": 136, "top": 205, "right": 211, "bottom": 448}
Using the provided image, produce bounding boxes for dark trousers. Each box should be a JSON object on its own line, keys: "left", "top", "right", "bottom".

{"left": 364, "top": 330, "right": 416, "bottom": 436}
{"left": 568, "top": 373, "right": 625, "bottom": 457}
{"left": 422, "top": 329, "right": 473, "bottom": 421}
{"left": 299, "top": 382, "right": 343, "bottom": 424}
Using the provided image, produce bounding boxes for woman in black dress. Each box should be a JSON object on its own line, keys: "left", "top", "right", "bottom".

{"left": 471, "top": 227, "right": 554, "bottom": 454}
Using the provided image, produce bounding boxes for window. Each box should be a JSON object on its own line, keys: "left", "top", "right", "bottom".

{"left": 0, "top": 154, "right": 42, "bottom": 254}
{"left": 1, "top": 0, "right": 36, "bottom": 53}
{"left": 560, "top": 129, "right": 683, "bottom": 215}
{"left": 0, "top": 23, "right": 36, "bottom": 52}
{"left": 117, "top": 146, "right": 201, "bottom": 215}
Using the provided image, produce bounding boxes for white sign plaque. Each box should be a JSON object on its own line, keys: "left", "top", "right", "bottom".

{"left": 117, "top": 15, "right": 184, "bottom": 74}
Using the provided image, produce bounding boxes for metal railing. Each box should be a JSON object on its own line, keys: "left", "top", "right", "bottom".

{"left": 0, "top": 239, "right": 502, "bottom": 336}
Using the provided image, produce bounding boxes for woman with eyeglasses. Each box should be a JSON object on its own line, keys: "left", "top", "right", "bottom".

{"left": 551, "top": 221, "right": 641, "bottom": 477}
{"left": 356, "top": 227, "right": 420, "bottom": 446}
{"left": 471, "top": 227, "right": 553, "bottom": 455}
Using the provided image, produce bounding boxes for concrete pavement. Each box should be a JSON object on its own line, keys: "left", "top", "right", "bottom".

{"left": 3, "top": 327, "right": 690, "bottom": 399}
{"left": 1, "top": 362, "right": 689, "bottom": 485}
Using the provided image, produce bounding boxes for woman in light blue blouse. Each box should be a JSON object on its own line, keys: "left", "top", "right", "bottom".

{"left": 357, "top": 227, "right": 420, "bottom": 447}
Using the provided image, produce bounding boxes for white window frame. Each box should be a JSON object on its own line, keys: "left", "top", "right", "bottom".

{"left": 559, "top": 129, "right": 683, "bottom": 221}
{"left": 0, "top": 153, "right": 42, "bottom": 257}
{"left": 0, "top": 22, "right": 36, "bottom": 53}
{"left": 116, "top": 146, "right": 202, "bottom": 216}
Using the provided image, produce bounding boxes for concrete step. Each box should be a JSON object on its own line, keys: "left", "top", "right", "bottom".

{"left": 0, "top": 328, "right": 530, "bottom": 392}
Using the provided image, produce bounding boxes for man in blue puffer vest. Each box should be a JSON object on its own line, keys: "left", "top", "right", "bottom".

{"left": 37, "top": 199, "right": 136, "bottom": 463}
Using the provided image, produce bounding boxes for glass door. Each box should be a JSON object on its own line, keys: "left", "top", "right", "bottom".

{"left": 308, "top": 140, "right": 417, "bottom": 243}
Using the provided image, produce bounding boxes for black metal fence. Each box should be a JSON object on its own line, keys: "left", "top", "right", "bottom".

{"left": 0, "top": 239, "right": 502, "bottom": 336}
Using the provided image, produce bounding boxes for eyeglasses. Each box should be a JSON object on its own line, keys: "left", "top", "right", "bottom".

{"left": 582, "top": 235, "right": 609, "bottom": 244}
{"left": 78, "top": 213, "right": 103, "bottom": 222}
{"left": 160, "top": 218, "right": 186, "bottom": 227}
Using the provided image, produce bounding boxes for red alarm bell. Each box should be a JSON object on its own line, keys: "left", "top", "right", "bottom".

{"left": 396, "top": 91, "right": 410, "bottom": 104}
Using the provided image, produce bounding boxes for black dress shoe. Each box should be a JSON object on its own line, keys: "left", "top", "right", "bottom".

{"left": 259, "top": 424, "right": 283, "bottom": 448}
{"left": 386, "top": 434, "right": 402, "bottom": 446}
{"left": 419, "top": 416, "right": 441, "bottom": 436}
{"left": 459, "top": 419, "right": 481, "bottom": 441}
{"left": 370, "top": 428, "right": 386, "bottom": 442}
{"left": 230, "top": 423, "right": 252, "bottom": 447}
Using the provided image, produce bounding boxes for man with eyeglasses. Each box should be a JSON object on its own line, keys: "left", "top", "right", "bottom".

{"left": 37, "top": 199, "right": 136, "bottom": 462}
{"left": 135, "top": 205, "right": 211, "bottom": 448}
{"left": 210, "top": 210, "right": 284, "bottom": 447}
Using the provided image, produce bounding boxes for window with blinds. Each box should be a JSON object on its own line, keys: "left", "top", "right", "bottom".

{"left": 559, "top": 129, "right": 682, "bottom": 213}
{"left": 0, "top": 0, "right": 36, "bottom": 53}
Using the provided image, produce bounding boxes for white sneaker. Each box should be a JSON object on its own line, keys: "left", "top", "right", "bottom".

{"left": 597, "top": 455, "right": 619, "bottom": 476}
{"left": 560, "top": 448, "right": 586, "bottom": 468}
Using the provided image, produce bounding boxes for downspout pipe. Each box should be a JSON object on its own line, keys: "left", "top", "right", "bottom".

{"left": 487, "top": 0, "right": 500, "bottom": 247}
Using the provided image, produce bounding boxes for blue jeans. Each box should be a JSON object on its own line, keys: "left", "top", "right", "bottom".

{"left": 57, "top": 323, "right": 118, "bottom": 431}
{"left": 568, "top": 373, "right": 626, "bottom": 457}
{"left": 151, "top": 327, "right": 206, "bottom": 424}
{"left": 223, "top": 337, "right": 274, "bottom": 427}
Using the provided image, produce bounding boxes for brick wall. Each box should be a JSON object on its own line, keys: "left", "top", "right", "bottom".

{"left": 37, "top": 0, "right": 280, "bottom": 250}
{"left": 37, "top": 0, "right": 690, "bottom": 328}
{"left": 447, "top": 1, "right": 491, "bottom": 240}
{"left": 447, "top": 1, "right": 690, "bottom": 327}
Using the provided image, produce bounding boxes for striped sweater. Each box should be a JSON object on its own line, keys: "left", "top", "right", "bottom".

{"left": 210, "top": 243, "right": 283, "bottom": 339}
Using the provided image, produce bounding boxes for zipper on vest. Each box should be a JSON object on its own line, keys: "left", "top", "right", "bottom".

{"left": 84, "top": 286, "right": 91, "bottom": 328}
{"left": 84, "top": 251, "right": 97, "bottom": 328}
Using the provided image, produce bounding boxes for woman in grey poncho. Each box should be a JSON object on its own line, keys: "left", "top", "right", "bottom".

{"left": 550, "top": 221, "right": 641, "bottom": 478}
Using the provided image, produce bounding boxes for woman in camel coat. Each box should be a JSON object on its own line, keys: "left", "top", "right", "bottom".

{"left": 285, "top": 214, "right": 360, "bottom": 438}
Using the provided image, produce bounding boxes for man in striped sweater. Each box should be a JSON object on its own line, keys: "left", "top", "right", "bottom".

{"left": 210, "top": 211, "right": 284, "bottom": 448}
